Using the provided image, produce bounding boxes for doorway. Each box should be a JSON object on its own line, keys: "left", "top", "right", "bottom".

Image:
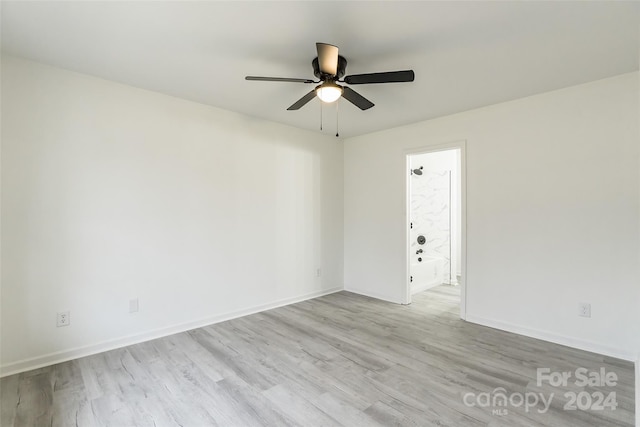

{"left": 405, "top": 143, "right": 466, "bottom": 319}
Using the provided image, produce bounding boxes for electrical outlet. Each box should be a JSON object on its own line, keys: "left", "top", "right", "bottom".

{"left": 316, "top": 268, "right": 321, "bottom": 278}
{"left": 578, "top": 303, "right": 591, "bottom": 318}
{"left": 57, "top": 311, "right": 70, "bottom": 327}
{"left": 129, "top": 298, "right": 139, "bottom": 313}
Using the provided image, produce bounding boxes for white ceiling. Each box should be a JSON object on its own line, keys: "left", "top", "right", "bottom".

{"left": 2, "top": 1, "right": 639, "bottom": 138}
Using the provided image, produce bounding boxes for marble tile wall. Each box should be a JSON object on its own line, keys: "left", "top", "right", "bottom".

{"left": 410, "top": 170, "right": 452, "bottom": 284}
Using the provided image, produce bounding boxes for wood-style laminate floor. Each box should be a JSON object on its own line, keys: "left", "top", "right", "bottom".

{"left": 1, "top": 285, "right": 635, "bottom": 426}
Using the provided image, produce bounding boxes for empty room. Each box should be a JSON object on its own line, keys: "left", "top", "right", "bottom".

{"left": 1, "top": 1, "right": 639, "bottom": 426}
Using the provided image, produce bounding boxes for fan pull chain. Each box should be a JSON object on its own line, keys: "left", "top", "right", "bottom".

{"left": 320, "top": 101, "right": 323, "bottom": 131}
{"left": 335, "top": 99, "right": 339, "bottom": 138}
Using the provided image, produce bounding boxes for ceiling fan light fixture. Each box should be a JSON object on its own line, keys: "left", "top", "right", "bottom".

{"left": 316, "top": 82, "right": 343, "bottom": 103}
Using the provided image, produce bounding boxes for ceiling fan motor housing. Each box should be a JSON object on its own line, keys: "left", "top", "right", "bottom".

{"left": 313, "top": 55, "right": 347, "bottom": 80}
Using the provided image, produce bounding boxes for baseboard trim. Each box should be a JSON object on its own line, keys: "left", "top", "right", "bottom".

{"left": 344, "top": 286, "right": 404, "bottom": 304}
{"left": 466, "top": 314, "right": 635, "bottom": 362}
{"left": 636, "top": 353, "right": 640, "bottom": 426}
{"left": 0, "top": 286, "right": 342, "bottom": 378}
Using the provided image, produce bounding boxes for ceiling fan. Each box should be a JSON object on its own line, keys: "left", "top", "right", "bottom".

{"left": 246, "top": 43, "right": 415, "bottom": 111}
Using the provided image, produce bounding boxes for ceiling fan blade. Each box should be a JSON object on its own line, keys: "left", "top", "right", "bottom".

{"left": 287, "top": 90, "right": 317, "bottom": 110}
{"left": 246, "top": 76, "right": 314, "bottom": 83}
{"left": 342, "top": 87, "right": 374, "bottom": 110}
{"left": 344, "top": 70, "right": 415, "bottom": 85}
{"left": 316, "top": 43, "right": 339, "bottom": 76}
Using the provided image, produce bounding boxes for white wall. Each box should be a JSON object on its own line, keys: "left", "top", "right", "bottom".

{"left": 0, "top": 56, "right": 344, "bottom": 375}
{"left": 344, "top": 72, "right": 640, "bottom": 359}
{"left": 636, "top": 49, "right": 639, "bottom": 427}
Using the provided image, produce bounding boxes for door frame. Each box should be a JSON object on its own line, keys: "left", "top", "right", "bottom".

{"left": 404, "top": 140, "right": 467, "bottom": 320}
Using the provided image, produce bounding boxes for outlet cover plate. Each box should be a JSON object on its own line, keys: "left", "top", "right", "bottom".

{"left": 57, "top": 311, "right": 70, "bottom": 327}
{"left": 579, "top": 303, "right": 591, "bottom": 318}
{"left": 129, "top": 298, "right": 139, "bottom": 313}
